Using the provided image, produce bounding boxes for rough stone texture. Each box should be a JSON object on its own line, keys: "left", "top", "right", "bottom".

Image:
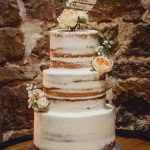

{"left": 1, "top": 84, "right": 34, "bottom": 132}
{"left": 125, "top": 24, "right": 150, "bottom": 57}
{"left": 9, "top": 129, "right": 33, "bottom": 140}
{"left": 0, "top": 0, "right": 22, "bottom": 27}
{"left": 0, "top": 28, "right": 25, "bottom": 66}
{"left": 0, "top": 66, "right": 37, "bottom": 87}
{"left": 23, "top": 0, "right": 66, "bottom": 21}
{"left": 114, "top": 78, "right": 150, "bottom": 103}
{"left": 113, "top": 77, "right": 150, "bottom": 133}
{"left": 89, "top": 0, "right": 145, "bottom": 23}
{"left": 117, "top": 23, "right": 150, "bottom": 57}
{"left": 32, "top": 34, "right": 49, "bottom": 59}
{"left": 0, "top": 66, "right": 37, "bottom": 138}
{"left": 111, "top": 61, "right": 150, "bottom": 79}
{"left": 111, "top": 21, "right": 150, "bottom": 133}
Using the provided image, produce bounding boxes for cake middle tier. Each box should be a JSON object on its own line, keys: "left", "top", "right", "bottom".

{"left": 43, "top": 68, "right": 106, "bottom": 100}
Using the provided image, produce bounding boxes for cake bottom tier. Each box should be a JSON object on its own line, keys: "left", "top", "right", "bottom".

{"left": 34, "top": 104, "right": 116, "bottom": 150}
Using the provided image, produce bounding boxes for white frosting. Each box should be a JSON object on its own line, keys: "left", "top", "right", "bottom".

{"left": 48, "top": 98, "right": 106, "bottom": 111}
{"left": 43, "top": 68, "right": 105, "bottom": 100}
{"left": 50, "top": 29, "right": 98, "bottom": 68}
{"left": 56, "top": 47, "right": 95, "bottom": 55}
{"left": 50, "top": 29, "right": 98, "bottom": 50}
{"left": 50, "top": 36, "right": 98, "bottom": 50}
{"left": 34, "top": 104, "right": 116, "bottom": 150}
{"left": 44, "top": 81, "right": 105, "bottom": 90}
{"left": 50, "top": 29, "right": 98, "bottom": 36}
{"left": 50, "top": 56, "right": 93, "bottom": 63}
{"left": 43, "top": 68, "right": 102, "bottom": 83}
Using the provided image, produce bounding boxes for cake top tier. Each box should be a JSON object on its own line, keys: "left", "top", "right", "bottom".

{"left": 50, "top": 29, "right": 99, "bottom": 69}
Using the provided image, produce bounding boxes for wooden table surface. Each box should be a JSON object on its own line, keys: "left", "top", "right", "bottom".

{"left": 4, "top": 136, "right": 150, "bottom": 150}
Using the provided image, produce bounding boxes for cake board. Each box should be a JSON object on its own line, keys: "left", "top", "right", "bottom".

{"left": 30, "top": 143, "right": 122, "bottom": 150}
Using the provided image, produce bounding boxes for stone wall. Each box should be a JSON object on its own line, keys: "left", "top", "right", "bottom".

{"left": 0, "top": 0, "right": 149, "bottom": 142}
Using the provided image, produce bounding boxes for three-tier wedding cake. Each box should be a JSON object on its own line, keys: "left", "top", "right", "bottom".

{"left": 26, "top": 3, "right": 117, "bottom": 149}
{"left": 33, "top": 28, "right": 116, "bottom": 150}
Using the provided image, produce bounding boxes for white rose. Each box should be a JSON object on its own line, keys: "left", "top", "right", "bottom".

{"left": 92, "top": 56, "right": 113, "bottom": 74}
{"left": 37, "top": 97, "right": 49, "bottom": 109}
{"left": 57, "top": 9, "right": 78, "bottom": 28}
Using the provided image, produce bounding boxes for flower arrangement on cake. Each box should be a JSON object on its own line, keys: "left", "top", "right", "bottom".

{"left": 26, "top": 84, "right": 50, "bottom": 112}
{"left": 57, "top": 9, "right": 88, "bottom": 31}
{"left": 91, "top": 39, "right": 115, "bottom": 74}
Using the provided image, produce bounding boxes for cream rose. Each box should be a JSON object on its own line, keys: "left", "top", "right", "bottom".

{"left": 37, "top": 97, "right": 49, "bottom": 109}
{"left": 57, "top": 9, "right": 78, "bottom": 28}
{"left": 92, "top": 56, "right": 113, "bottom": 74}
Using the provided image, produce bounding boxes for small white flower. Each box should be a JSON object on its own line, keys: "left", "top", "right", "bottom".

{"left": 30, "top": 84, "right": 34, "bottom": 89}
{"left": 28, "top": 98, "right": 32, "bottom": 103}
{"left": 37, "top": 97, "right": 49, "bottom": 109}
{"left": 28, "top": 101, "right": 33, "bottom": 108}
{"left": 103, "top": 40, "right": 109, "bottom": 45}
{"left": 96, "top": 46, "right": 103, "bottom": 53}
{"left": 33, "top": 107, "right": 38, "bottom": 112}
{"left": 27, "top": 84, "right": 30, "bottom": 86}
{"left": 34, "top": 99, "right": 37, "bottom": 103}
{"left": 26, "top": 87, "right": 30, "bottom": 91}
{"left": 28, "top": 90, "right": 32, "bottom": 96}
{"left": 33, "top": 85, "right": 37, "bottom": 89}
{"left": 98, "top": 52, "right": 101, "bottom": 55}
{"left": 110, "top": 41, "right": 114, "bottom": 45}
{"left": 108, "top": 45, "right": 111, "bottom": 48}
{"left": 98, "top": 46, "right": 104, "bottom": 49}
{"left": 32, "top": 89, "right": 42, "bottom": 97}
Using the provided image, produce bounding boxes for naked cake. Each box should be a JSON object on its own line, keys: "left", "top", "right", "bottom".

{"left": 33, "top": 29, "right": 116, "bottom": 150}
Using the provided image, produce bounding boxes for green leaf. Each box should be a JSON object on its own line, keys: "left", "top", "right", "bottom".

{"left": 78, "top": 17, "right": 87, "bottom": 24}
{"left": 90, "top": 66, "right": 95, "bottom": 71}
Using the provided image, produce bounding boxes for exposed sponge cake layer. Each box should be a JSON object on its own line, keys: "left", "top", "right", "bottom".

{"left": 43, "top": 68, "right": 106, "bottom": 100}
{"left": 50, "top": 29, "right": 98, "bottom": 69}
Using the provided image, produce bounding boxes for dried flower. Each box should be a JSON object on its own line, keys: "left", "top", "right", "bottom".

{"left": 26, "top": 84, "right": 50, "bottom": 112}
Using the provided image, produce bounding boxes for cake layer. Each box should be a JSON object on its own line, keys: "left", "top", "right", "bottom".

{"left": 34, "top": 104, "right": 116, "bottom": 150}
{"left": 50, "top": 29, "right": 99, "bottom": 69}
{"left": 43, "top": 68, "right": 106, "bottom": 100}
{"left": 47, "top": 97, "right": 106, "bottom": 111}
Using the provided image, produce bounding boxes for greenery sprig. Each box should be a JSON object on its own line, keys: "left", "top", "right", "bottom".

{"left": 69, "top": 16, "right": 87, "bottom": 31}
{"left": 95, "top": 39, "right": 115, "bottom": 58}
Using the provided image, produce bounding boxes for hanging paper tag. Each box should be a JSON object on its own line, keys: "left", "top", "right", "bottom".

{"left": 67, "top": 0, "right": 97, "bottom": 11}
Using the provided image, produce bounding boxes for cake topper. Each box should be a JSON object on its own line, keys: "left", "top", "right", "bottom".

{"left": 66, "top": 0, "right": 97, "bottom": 11}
